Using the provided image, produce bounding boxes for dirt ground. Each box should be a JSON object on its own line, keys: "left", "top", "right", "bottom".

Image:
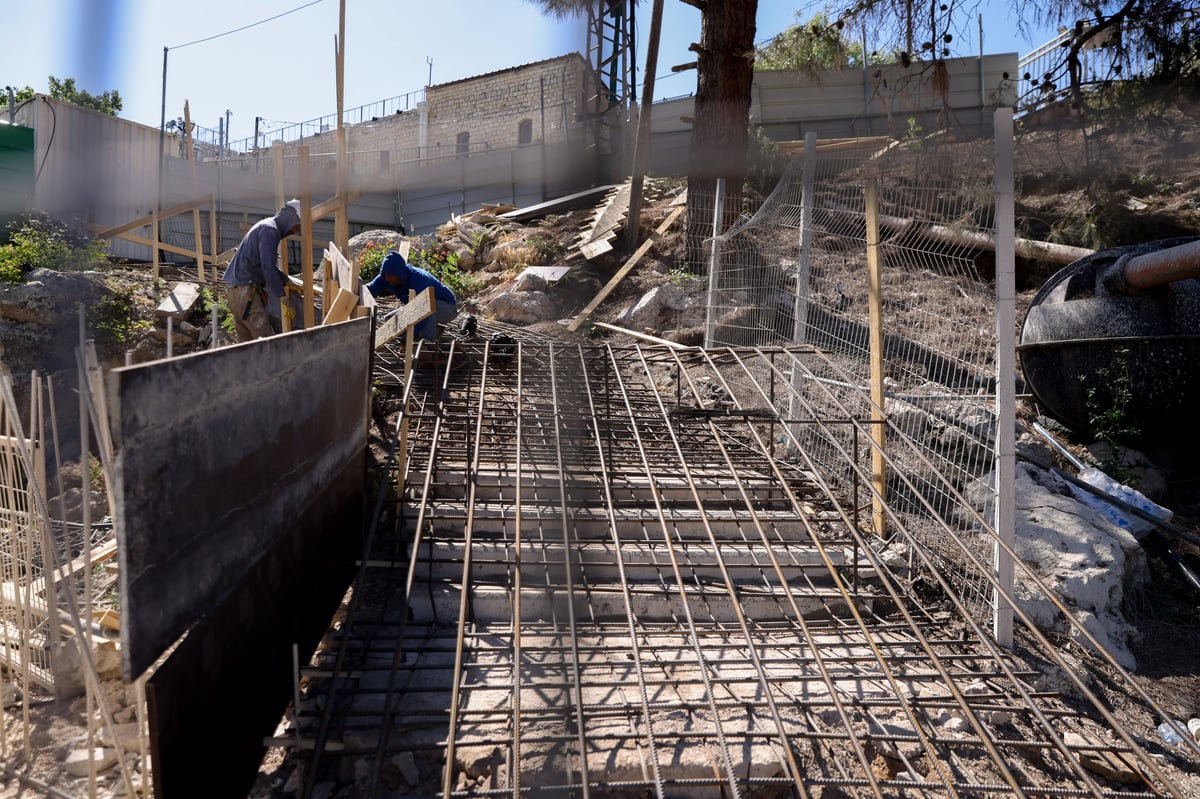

{"left": 4, "top": 93, "right": 1200, "bottom": 797}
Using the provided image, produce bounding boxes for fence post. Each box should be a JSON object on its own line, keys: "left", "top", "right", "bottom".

{"left": 789, "top": 132, "right": 818, "bottom": 437}
{"left": 703, "top": 178, "right": 726, "bottom": 348}
{"left": 864, "top": 178, "right": 887, "bottom": 538}
{"left": 993, "top": 107, "right": 1016, "bottom": 648}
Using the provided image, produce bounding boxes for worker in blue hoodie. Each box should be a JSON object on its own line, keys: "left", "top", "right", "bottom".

{"left": 365, "top": 251, "right": 458, "bottom": 340}
{"left": 223, "top": 202, "right": 302, "bottom": 342}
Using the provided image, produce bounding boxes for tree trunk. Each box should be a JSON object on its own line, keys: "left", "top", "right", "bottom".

{"left": 685, "top": 0, "right": 758, "bottom": 273}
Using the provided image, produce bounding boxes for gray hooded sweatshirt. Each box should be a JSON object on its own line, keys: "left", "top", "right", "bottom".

{"left": 222, "top": 204, "right": 300, "bottom": 299}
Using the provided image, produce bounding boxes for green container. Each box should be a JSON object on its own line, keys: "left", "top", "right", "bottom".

{"left": 0, "top": 123, "right": 35, "bottom": 244}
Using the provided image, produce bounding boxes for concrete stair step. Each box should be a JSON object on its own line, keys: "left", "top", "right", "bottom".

{"left": 405, "top": 502, "right": 825, "bottom": 538}
{"left": 408, "top": 582, "right": 873, "bottom": 625}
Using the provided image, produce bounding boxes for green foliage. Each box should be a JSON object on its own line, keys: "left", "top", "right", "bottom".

{"left": 525, "top": 233, "right": 564, "bottom": 263}
{"left": 0, "top": 85, "right": 35, "bottom": 109}
{"left": 88, "top": 283, "right": 151, "bottom": 350}
{"left": 48, "top": 76, "right": 122, "bottom": 115}
{"left": 198, "top": 286, "right": 236, "bottom": 335}
{"left": 1082, "top": 347, "right": 1140, "bottom": 461}
{"left": 409, "top": 243, "right": 479, "bottom": 298}
{"left": 904, "top": 117, "right": 924, "bottom": 145}
{"left": 755, "top": 11, "right": 864, "bottom": 73}
{"left": 668, "top": 264, "right": 701, "bottom": 289}
{"left": 356, "top": 240, "right": 390, "bottom": 282}
{"left": 471, "top": 224, "right": 506, "bottom": 259}
{"left": 88, "top": 454, "right": 105, "bottom": 492}
{"left": 0, "top": 214, "right": 109, "bottom": 283}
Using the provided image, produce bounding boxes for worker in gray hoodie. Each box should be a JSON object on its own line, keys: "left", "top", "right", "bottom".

{"left": 223, "top": 201, "right": 302, "bottom": 342}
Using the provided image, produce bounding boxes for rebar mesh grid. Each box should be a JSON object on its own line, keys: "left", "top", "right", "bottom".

{"left": 286, "top": 340, "right": 1197, "bottom": 799}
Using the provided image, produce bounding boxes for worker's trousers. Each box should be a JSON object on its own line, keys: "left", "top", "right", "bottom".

{"left": 226, "top": 284, "right": 275, "bottom": 343}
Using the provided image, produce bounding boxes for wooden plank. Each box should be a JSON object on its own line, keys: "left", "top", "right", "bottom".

{"left": 580, "top": 235, "right": 615, "bottom": 260}
{"left": 567, "top": 204, "right": 684, "bottom": 332}
{"left": 53, "top": 538, "right": 118, "bottom": 584}
{"left": 373, "top": 287, "right": 434, "bottom": 349}
{"left": 96, "top": 230, "right": 218, "bottom": 262}
{"left": 578, "top": 181, "right": 630, "bottom": 247}
{"left": 322, "top": 287, "right": 359, "bottom": 325}
{"left": 591, "top": 321, "right": 695, "bottom": 349}
{"left": 325, "top": 242, "right": 355, "bottom": 290}
{"left": 95, "top": 196, "right": 212, "bottom": 240}
{"left": 498, "top": 183, "right": 622, "bottom": 222}
{"left": 309, "top": 188, "right": 363, "bottom": 222}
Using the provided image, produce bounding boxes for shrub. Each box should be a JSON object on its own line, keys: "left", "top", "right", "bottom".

{"left": 357, "top": 240, "right": 390, "bottom": 283}
{"left": 88, "top": 282, "right": 151, "bottom": 353}
{"left": 0, "top": 213, "right": 108, "bottom": 283}
{"left": 410, "top": 243, "right": 479, "bottom": 299}
{"left": 198, "top": 286, "right": 236, "bottom": 335}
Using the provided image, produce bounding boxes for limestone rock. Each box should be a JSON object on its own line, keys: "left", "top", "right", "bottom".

{"left": 973, "top": 462, "right": 1149, "bottom": 669}
{"left": 97, "top": 721, "right": 144, "bottom": 753}
{"left": 155, "top": 282, "right": 201, "bottom": 320}
{"left": 485, "top": 291, "right": 557, "bottom": 324}
{"left": 1, "top": 681, "right": 20, "bottom": 708}
{"left": 65, "top": 746, "right": 120, "bottom": 776}
{"left": 0, "top": 268, "right": 106, "bottom": 324}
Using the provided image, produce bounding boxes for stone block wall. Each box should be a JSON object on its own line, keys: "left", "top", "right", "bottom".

{"left": 425, "top": 54, "right": 591, "bottom": 152}
{"left": 278, "top": 53, "right": 594, "bottom": 165}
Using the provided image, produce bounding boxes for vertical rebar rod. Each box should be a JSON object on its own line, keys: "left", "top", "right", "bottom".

{"left": 578, "top": 346, "right": 668, "bottom": 799}
{"left": 606, "top": 346, "right": 744, "bottom": 799}
{"left": 551, "top": 344, "right": 593, "bottom": 797}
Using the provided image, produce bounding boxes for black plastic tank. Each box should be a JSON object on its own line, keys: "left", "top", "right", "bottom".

{"left": 1018, "top": 236, "right": 1200, "bottom": 446}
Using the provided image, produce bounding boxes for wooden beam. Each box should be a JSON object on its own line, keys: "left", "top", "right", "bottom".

{"left": 322, "top": 287, "right": 359, "bottom": 325}
{"left": 94, "top": 196, "right": 213, "bottom": 240}
{"left": 373, "top": 287, "right": 434, "bottom": 349}
{"left": 97, "top": 230, "right": 218, "bottom": 262}
{"left": 567, "top": 204, "right": 685, "bottom": 332}
{"left": 865, "top": 179, "right": 887, "bottom": 538}
{"left": 309, "top": 188, "right": 362, "bottom": 223}
{"left": 183, "top": 101, "right": 207, "bottom": 282}
{"left": 274, "top": 142, "right": 290, "bottom": 333}
{"left": 299, "top": 145, "right": 315, "bottom": 328}
{"left": 590, "top": 321, "right": 695, "bottom": 349}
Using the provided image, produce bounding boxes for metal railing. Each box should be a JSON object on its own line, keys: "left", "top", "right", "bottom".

{"left": 1017, "top": 9, "right": 1199, "bottom": 113}
{"left": 188, "top": 88, "right": 427, "bottom": 156}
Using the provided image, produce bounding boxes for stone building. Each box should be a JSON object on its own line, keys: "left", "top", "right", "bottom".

{"left": 280, "top": 52, "right": 606, "bottom": 169}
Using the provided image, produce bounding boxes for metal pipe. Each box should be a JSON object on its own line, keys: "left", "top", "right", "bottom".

{"left": 1100, "top": 237, "right": 1200, "bottom": 294}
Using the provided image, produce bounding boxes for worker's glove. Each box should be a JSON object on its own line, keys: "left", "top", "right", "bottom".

{"left": 281, "top": 301, "right": 296, "bottom": 324}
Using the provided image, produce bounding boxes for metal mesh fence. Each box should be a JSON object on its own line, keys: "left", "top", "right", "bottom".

{"left": 702, "top": 134, "right": 1003, "bottom": 622}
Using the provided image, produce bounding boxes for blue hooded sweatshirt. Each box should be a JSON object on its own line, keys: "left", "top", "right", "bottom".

{"left": 366, "top": 252, "right": 457, "bottom": 339}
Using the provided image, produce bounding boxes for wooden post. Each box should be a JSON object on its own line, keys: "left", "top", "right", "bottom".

{"left": 273, "top": 142, "right": 290, "bottom": 333}
{"left": 151, "top": 208, "right": 160, "bottom": 282}
{"left": 864, "top": 178, "right": 887, "bottom": 538}
{"left": 182, "top": 102, "right": 206, "bottom": 282}
{"left": 334, "top": 0, "right": 350, "bottom": 257}
{"left": 299, "top": 145, "right": 315, "bottom": 328}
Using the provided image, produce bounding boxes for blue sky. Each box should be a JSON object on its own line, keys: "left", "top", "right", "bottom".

{"left": 1, "top": 0, "right": 1056, "bottom": 144}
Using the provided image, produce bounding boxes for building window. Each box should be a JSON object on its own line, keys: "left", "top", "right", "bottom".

{"left": 518, "top": 119, "right": 533, "bottom": 145}
{"left": 456, "top": 132, "right": 470, "bottom": 155}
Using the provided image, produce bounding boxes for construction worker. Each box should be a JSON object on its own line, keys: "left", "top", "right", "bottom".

{"left": 223, "top": 202, "right": 302, "bottom": 342}
{"left": 365, "top": 251, "right": 458, "bottom": 341}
